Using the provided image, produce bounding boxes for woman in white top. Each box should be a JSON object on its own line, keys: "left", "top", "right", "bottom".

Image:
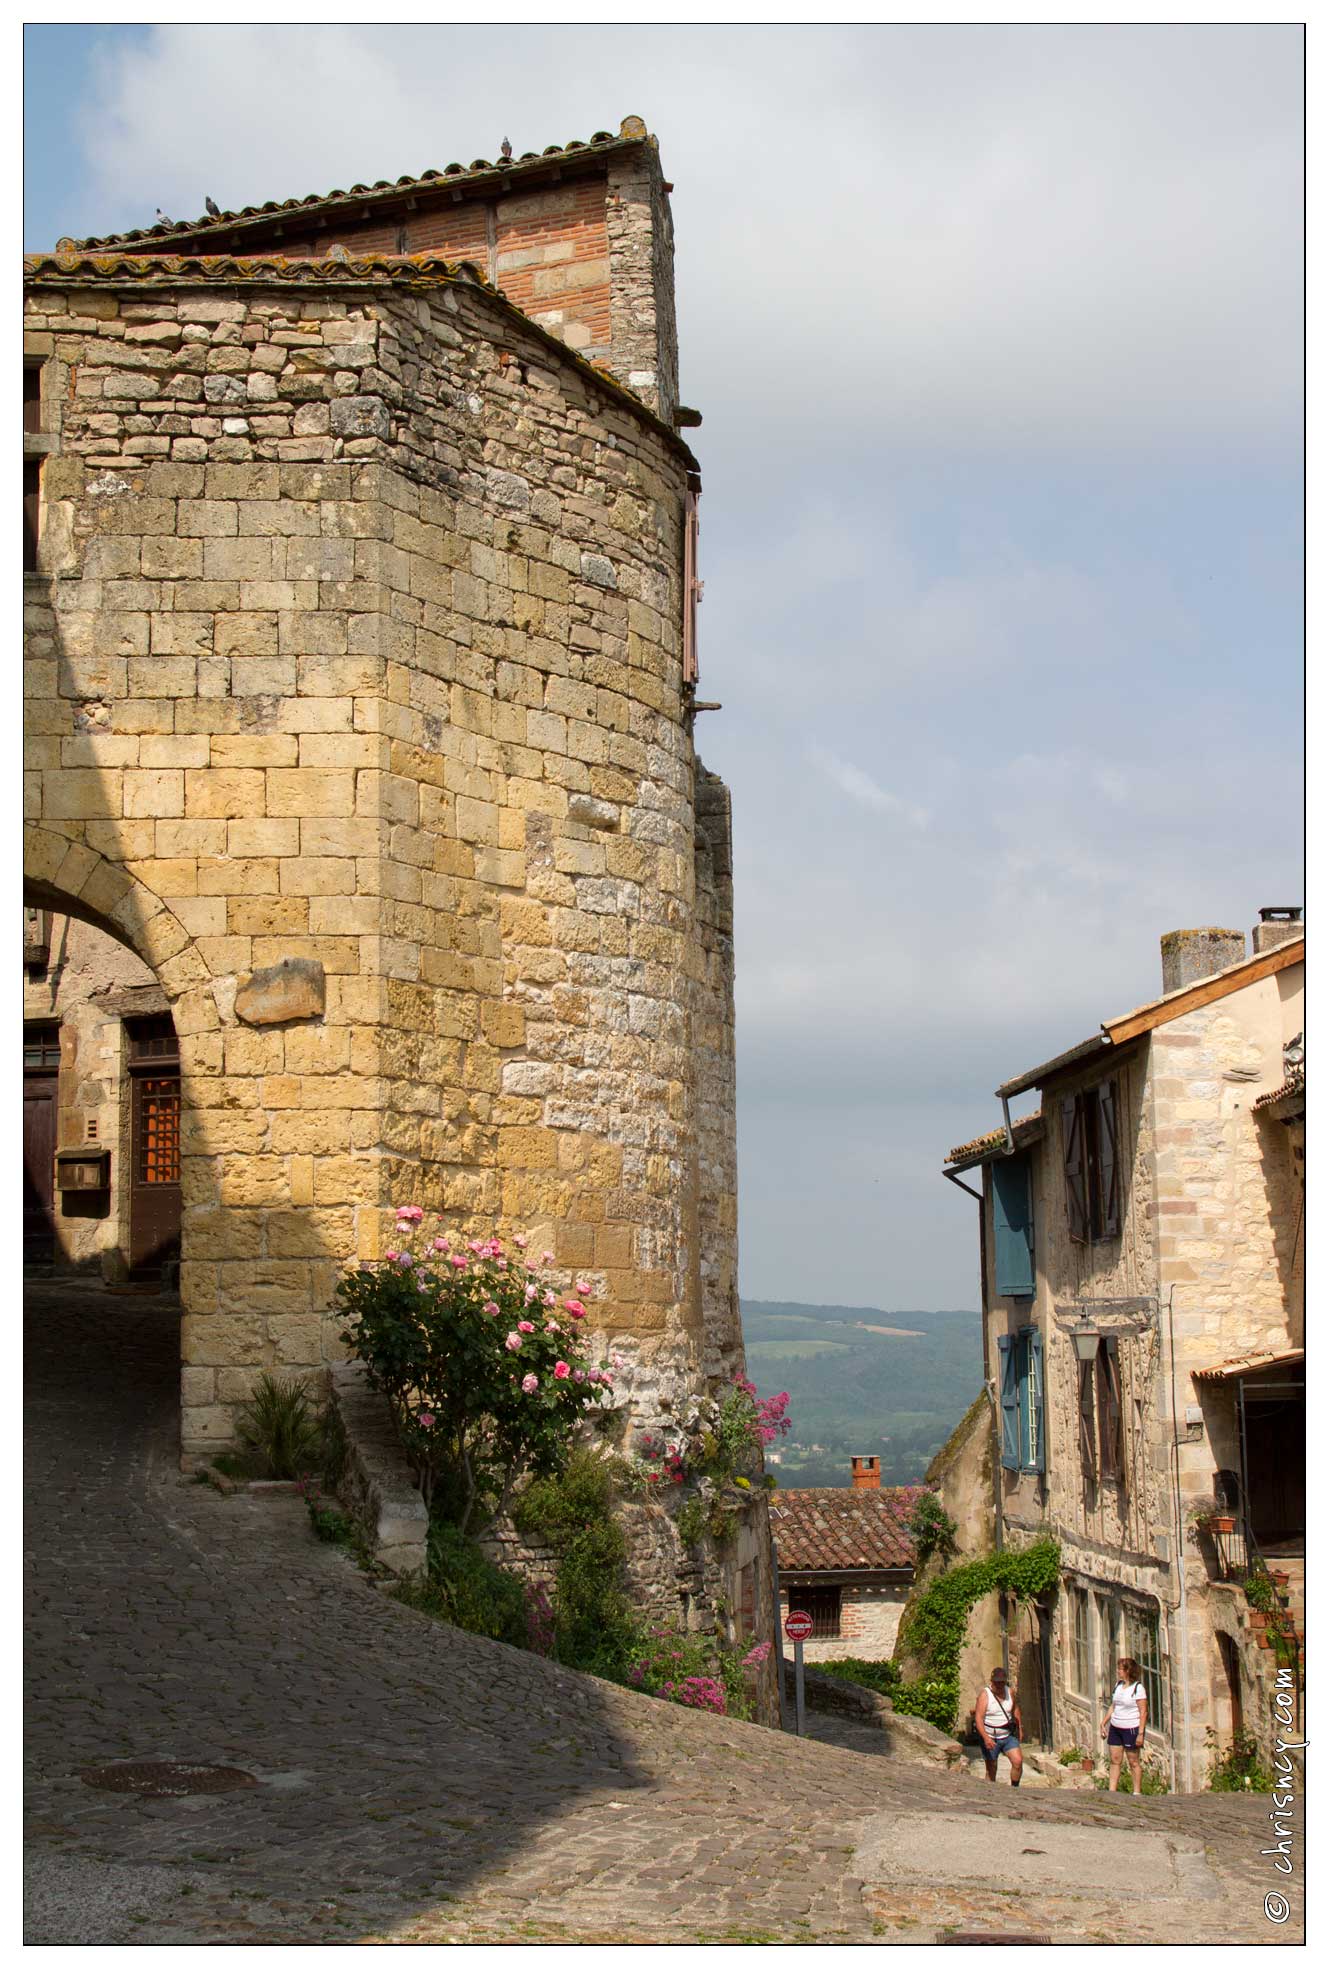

{"left": 1100, "top": 1655, "right": 1148, "bottom": 1793}
{"left": 973, "top": 1665, "right": 1023, "bottom": 1785}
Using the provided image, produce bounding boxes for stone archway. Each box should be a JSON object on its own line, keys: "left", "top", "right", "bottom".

{"left": 22, "top": 823, "right": 350, "bottom": 1465}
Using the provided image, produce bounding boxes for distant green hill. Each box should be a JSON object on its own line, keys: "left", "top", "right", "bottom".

{"left": 740, "top": 1299, "right": 981, "bottom": 1489}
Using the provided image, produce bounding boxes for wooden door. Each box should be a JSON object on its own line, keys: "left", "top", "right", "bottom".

{"left": 127, "top": 1016, "right": 181, "bottom": 1278}
{"left": 23, "top": 1076, "right": 57, "bottom": 1266}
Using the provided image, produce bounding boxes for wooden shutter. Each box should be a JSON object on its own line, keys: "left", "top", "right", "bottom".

{"left": 1078, "top": 1356, "right": 1097, "bottom": 1479}
{"left": 1062, "top": 1095, "right": 1089, "bottom": 1243}
{"left": 682, "top": 489, "right": 700, "bottom": 687}
{"left": 992, "top": 1154, "right": 1035, "bottom": 1297}
{"left": 1096, "top": 1081, "right": 1120, "bottom": 1236}
{"left": 1096, "top": 1337, "right": 1123, "bottom": 1481}
{"left": 1029, "top": 1328, "right": 1045, "bottom": 1473}
{"left": 998, "top": 1335, "right": 1019, "bottom": 1471}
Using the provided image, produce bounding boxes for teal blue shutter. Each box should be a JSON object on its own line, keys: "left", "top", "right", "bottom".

{"left": 992, "top": 1154, "right": 1035, "bottom": 1297}
{"left": 1030, "top": 1328, "right": 1045, "bottom": 1472}
{"left": 998, "top": 1335, "right": 1019, "bottom": 1470}
{"left": 1015, "top": 1330, "right": 1029, "bottom": 1472}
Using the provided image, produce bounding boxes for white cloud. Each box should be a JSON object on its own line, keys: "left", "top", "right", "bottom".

{"left": 62, "top": 24, "right": 1302, "bottom": 450}
{"left": 810, "top": 747, "right": 929, "bottom": 829}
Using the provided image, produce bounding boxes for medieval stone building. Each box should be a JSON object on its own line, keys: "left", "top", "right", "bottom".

{"left": 22, "top": 118, "right": 746, "bottom": 1567}
{"left": 938, "top": 912, "right": 1304, "bottom": 1790}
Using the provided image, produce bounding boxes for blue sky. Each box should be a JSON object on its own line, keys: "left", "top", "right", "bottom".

{"left": 24, "top": 23, "right": 1304, "bottom": 1308}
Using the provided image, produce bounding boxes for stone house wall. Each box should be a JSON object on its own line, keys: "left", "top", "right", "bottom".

{"left": 967, "top": 952, "right": 1304, "bottom": 1785}
{"left": 23, "top": 257, "right": 734, "bottom": 1469}
{"left": 778, "top": 1583, "right": 910, "bottom": 1663}
{"left": 24, "top": 910, "right": 162, "bottom": 1276}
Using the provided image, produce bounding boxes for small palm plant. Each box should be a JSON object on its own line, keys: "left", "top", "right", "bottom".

{"left": 236, "top": 1372, "right": 324, "bottom": 1479}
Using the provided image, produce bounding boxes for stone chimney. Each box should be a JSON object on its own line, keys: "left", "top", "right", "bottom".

{"left": 1252, "top": 906, "right": 1304, "bottom": 956}
{"left": 1160, "top": 927, "right": 1246, "bottom": 994}
{"left": 850, "top": 1455, "right": 881, "bottom": 1490}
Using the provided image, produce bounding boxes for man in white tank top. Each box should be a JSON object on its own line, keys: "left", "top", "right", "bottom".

{"left": 974, "top": 1664, "right": 1023, "bottom": 1785}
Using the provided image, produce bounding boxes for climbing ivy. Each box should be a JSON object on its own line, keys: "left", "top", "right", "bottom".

{"left": 891, "top": 1538, "right": 1062, "bottom": 1733}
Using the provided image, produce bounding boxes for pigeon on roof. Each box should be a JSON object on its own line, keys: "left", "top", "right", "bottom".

{"left": 205, "top": 196, "right": 222, "bottom": 218}
{"left": 500, "top": 137, "right": 512, "bottom": 161}
{"left": 155, "top": 209, "right": 171, "bottom": 223}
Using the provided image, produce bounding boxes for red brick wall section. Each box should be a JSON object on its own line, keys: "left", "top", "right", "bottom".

{"left": 214, "top": 182, "right": 611, "bottom": 361}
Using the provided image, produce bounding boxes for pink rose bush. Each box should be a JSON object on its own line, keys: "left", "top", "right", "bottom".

{"left": 335, "top": 1213, "right": 617, "bottom": 1531}
{"left": 636, "top": 1374, "right": 792, "bottom": 1489}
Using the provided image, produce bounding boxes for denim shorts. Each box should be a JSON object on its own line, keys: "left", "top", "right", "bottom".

{"left": 982, "top": 1731, "right": 1020, "bottom": 1763}
{"left": 1108, "top": 1725, "right": 1143, "bottom": 1749}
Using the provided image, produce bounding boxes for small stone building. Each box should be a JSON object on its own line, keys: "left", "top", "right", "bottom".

{"left": 941, "top": 910, "right": 1304, "bottom": 1790}
{"left": 772, "top": 1458, "right": 916, "bottom": 1661}
{"left": 22, "top": 120, "right": 747, "bottom": 1525}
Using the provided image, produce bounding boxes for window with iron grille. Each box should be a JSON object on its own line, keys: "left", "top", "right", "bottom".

{"left": 1121, "top": 1603, "right": 1164, "bottom": 1728}
{"left": 1061, "top": 1080, "right": 1120, "bottom": 1242}
{"left": 787, "top": 1585, "right": 842, "bottom": 1639}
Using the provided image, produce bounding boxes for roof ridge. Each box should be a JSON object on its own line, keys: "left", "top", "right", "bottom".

{"left": 55, "top": 124, "right": 648, "bottom": 254}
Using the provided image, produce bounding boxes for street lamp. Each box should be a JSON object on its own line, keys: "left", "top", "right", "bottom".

{"left": 1071, "top": 1319, "right": 1100, "bottom": 1364}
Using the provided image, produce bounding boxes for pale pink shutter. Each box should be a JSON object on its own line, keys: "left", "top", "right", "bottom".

{"left": 683, "top": 490, "right": 700, "bottom": 687}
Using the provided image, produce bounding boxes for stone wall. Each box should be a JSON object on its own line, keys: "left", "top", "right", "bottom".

{"left": 23, "top": 258, "right": 733, "bottom": 1470}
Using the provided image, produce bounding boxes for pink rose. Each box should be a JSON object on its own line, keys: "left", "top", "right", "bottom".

{"left": 468, "top": 1240, "right": 484, "bottom": 1255}
{"left": 518, "top": 1320, "right": 535, "bottom": 1334}
{"left": 564, "top": 1298, "right": 586, "bottom": 1320}
{"left": 514, "top": 1235, "right": 528, "bottom": 1249}
{"left": 433, "top": 1237, "right": 450, "bottom": 1253}
{"left": 576, "top": 1279, "right": 592, "bottom": 1295}
{"left": 418, "top": 1411, "right": 435, "bottom": 1429}
{"left": 524, "top": 1283, "right": 538, "bottom": 1303}
{"left": 505, "top": 1332, "right": 522, "bottom": 1352}
{"left": 482, "top": 1300, "right": 500, "bottom": 1317}
{"left": 573, "top": 1368, "right": 585, "bottom": 1383}
{"left": 450, "top": 1254, "right": 468, "bottom": 1269}
{"left": 521, "top": 1373, "right": 539, "bottom": 1394}
{"left": 553, "top": 1361, "right": 570, "bottom": 1380}
{"left": 384, "top": 1250, "right": 398, "bottom": 1263}
{"left": 543, "top": 1291, "right": 555, "bottom": 1307}
{"left": 494, "top": 1258, "right": 508, "bottom": 1270}
{"left": 542, "top": 1251, "right": 554, "bottom": 1265}
{"left": 396, "top": 1205, "right": 424, "bottom": 1224}
{"left": 397, "top": 1252, "right": 413, "bottom": 1267}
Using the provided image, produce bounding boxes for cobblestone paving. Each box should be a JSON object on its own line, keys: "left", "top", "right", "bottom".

{"left": 25, "top": 1282, "right": 1303, "bottom": 1944}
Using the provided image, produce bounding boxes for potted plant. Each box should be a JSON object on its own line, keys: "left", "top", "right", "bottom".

{"left": 1193, "top": 1506, "right": 1237, "bottom": 1535}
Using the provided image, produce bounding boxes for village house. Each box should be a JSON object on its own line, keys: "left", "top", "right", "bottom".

{"left": 23, "top": 121, "right": 781, "bottom": 1692}
{"left": 772, "top": 1456, "right": 916, "bottom": 1661}
{"left": 939, "top": 911, "right": 1304, "bottom": 1791}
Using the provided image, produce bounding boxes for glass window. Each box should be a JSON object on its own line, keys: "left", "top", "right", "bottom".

{"left": 787, "top": 1585, "right": 841, "bottom": 1639}
{"left": 1067, "top": 1585, "right": 1090, "bottom": 1696}
{"left": 1097, "top": 1595, "right": 1120, "bottom": 1700}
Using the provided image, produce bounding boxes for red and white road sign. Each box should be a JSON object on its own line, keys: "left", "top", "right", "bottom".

{"left": 784, "top": 1609, "right": 814, "bottom": 1643}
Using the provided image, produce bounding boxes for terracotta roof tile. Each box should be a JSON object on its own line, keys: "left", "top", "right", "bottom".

{"left": 24, "top": 250, "right": 489, "bottom": 288}
{"left": 1253, "top": 1067, "right": 1305, "bottom": 1112}
{"left": 770, "top": 1487, "right": 917, "bottom": 1574}
{"left": 59, "top": 127, "right": 644, "bottom": 253}
{"left": 946, "top": 1110, "right": 1043, "bottom": 1170}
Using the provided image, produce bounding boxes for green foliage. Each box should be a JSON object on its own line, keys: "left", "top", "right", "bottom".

{"left": 907, "top": 1491, "right": 958, "bottom": 1567}
{"left": 675, "top": 1493, "right": 739, "bottom": 1548}
{"left": 236, "top": 1372, "right": 325, "bottom": 1480}
{"left": 513, "top": 1451, "right": 638, "bottom": 1672}
{"left": 1207, "top": 1728, "right": 1275, "bottom": 1793}
{"left": 1241, "top": 1569, "right": 1279, "bottom": 1613}
{"left": 892, "top": 1539, "right": 1062, "bottom": 1733}
{"left": 395, "top": 1521, "right": 531, "bottom": 1649}
{"left": 812, "top": 1657, "right": 902, "bottom": 1699}
{"left": 1059, "top": 1745, "right": 1088, "bottom": 1766}
{"left": 335, "top": 1220, "right": 616, "bottom": 1533}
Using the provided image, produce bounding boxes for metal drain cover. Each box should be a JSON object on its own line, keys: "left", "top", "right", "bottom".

{"left": 80, "top": 1761, "right": 258, "bottom": 1798}
{"left": 941, "top": 1937, "right": 1051, "bottom": 1947}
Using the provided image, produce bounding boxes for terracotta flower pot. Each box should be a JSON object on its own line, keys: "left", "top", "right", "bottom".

{"left": 1199, "top": 1514, "right": 1236, "bottom": 1534}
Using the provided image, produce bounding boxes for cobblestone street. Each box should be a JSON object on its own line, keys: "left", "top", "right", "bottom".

{"left": 24, "top": 1282, "right": 1302, "bottom": 1944}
